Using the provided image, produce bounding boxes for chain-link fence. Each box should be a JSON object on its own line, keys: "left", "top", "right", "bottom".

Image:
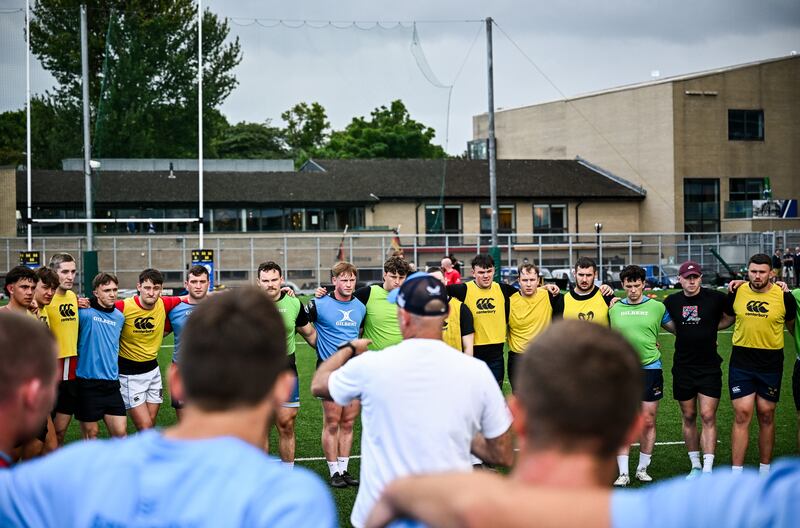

{"left": 3, "top": 230, "right": 799, "bottom": 295}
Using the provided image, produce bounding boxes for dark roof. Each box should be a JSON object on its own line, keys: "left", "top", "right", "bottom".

{"left": 17, "top": 159, "right": 645, "bottom": 205}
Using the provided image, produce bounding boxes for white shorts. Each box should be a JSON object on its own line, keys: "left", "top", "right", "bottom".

{"left": 119, "top": 367, "right": 163, "bottom": 409}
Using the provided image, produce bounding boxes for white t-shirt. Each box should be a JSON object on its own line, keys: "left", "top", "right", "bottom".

{"left": 328, "top": 338, "right": 512, "bottom": 528}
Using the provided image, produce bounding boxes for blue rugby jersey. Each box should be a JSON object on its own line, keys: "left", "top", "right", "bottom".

{"left": 168, "top": 301, "right": 197, "bottom": 363}
{"left": 306, "top": 294, "right": 366, "bottom": 360}
{"left": 76, "top": 301, "right": 125, "bottom": 380}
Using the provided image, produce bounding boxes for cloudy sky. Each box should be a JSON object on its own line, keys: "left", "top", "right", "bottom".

{"left": 1, "top": 0, "right": 798, "bottom": 154}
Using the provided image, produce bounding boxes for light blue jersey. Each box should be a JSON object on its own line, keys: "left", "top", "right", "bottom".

{"left": 307, "top": 294, "right": 366, "bottom": 360}
{"left": 612, "top": 459, "right": 800, "bottom": 528}
{"left": 0, "top": 430, "right": 337, "bottom": 528}
{"left": 168, "top": 301, "right": 197, "bottom": 363}
{"left": 76, "top": 303, "right": 125, "bottom": 380}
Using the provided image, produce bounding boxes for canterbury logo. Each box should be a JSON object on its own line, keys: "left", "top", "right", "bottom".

{"left": 578, "top": 311, "right": 595, "bottom": 321}
{"left": 475, "top": 298, "right": 495, "bottom": 310}
{"left": 59, "top": 304, "right": 76, "bottom": 317}
{"left": 746, "top": 301, "right": 769, "bottom": 314}
{"left": 134, "top": 316, "right": 155, "bottom": 330}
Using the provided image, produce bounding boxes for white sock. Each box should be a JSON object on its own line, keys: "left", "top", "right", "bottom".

{"left": 327, "top": 461, "right": 339, "bottom": 477}
{"left": 617, "top": 455, "right": 629, "bottom": 476}
{"left": 702, "top": 454, "right": 714, "bottom": 473}
{"left": 688, "top": 451, "right": 701, "bottom": 469}
{"left": 759, "top": 463, "right": 770, "bottom": 475}
{"left": 338, "top": 456, "right": 349, "bottom": 473}
{"left": 731, "top": 465, "right": 744, "bottom": 473}
{"left": 637, "top": 452, "right": 652, "bottom": 471}
{"left": 282, "top": 461, "right": 294, "bottom": 470}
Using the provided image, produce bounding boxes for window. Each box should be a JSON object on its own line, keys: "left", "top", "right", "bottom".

{"left": 684, "top": 179, "right": 720, "bottom": 232}
{"left": 728, "top": 109, "right": 764, "bottom": 141}
{"left": 211, "top": 208, "right": 239, "bottom": 232}
{"left": 480, "top": 205, "right": 515, "bottom": 234}
{"left": 533, "top": 204, "right": 567, "bottom": 234}
{"left": 425, "top": 204, "right": 461, "bottom": 245}
{"left": 729, "top": 178, "right": 766, "bottom": 201}
{"left": 467, "top": 139, "right": 488, "bottom": 160}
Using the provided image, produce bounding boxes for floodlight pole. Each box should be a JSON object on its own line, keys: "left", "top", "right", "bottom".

{"left": 485, "top": 17, "right": 500, "bottom": 278}
{"left": 198, "top": 0, "right": 204, "bottom": 248}
{"left": 25, "top": 0, "right": 32, "bottom": 251}
{"left": 80, "top": 4, "right": 93, "bottom": 251}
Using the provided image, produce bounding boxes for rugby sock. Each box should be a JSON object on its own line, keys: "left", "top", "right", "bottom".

{"left": 617, "top": 455, "right": 629, "bottom": 476}
{"left": 637, "top": 452, "right": 652, "bottom": 471}
{"left": 759, "top": 463, "right": 770, "bottom": 476}
{"left": 327, "top": 460, "right": 339, "bottom": 477}
{"left": 338, "top": 457, "right": 349, "bottom": 473}
{"left": 688, "top": 451, "right": 701, "bottom": 469}
{"left": 702, "top": 454, "right": 714, "bottom": 473}
{"left": 282, "top": 461, "right": 294, "bottom": 470}
{"left": 731, "top": 465, "right": 744, "bottom": 473}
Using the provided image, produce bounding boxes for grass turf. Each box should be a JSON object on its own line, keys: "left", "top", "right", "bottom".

{"left": 45, "top": 289, "right": 800, "bottom": 525}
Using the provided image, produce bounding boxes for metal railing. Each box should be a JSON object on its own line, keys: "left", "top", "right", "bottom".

{"left": 2, "top": 230, "right": 798, "bottom": 294}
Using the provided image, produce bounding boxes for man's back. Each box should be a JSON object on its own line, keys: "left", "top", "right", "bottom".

{"left": 0, "top": 430, "right": 337, "bottom": 527}
{"left": 328, "top": 338, "right": 510, "bottom": 527}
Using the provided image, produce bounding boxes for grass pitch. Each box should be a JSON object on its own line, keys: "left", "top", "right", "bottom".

{"left": 53, "top": 289, "right": 799, "bottom": 525}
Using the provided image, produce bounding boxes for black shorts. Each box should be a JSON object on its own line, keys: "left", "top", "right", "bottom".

{"left": 672, "top": 365, "right": 722, "bottom": 401}
{"left": 792, "top": 360, "right": 800, "bottom": 411}
{"left": 52, "top": 378, "right": 80, "bottom": 416}
{"left": 75, "top": 378, "right": 126, "bottom": 422}
{"left": 642, "top": 368, "right": 664, "bottom": 402}
{"left": 729, "top": 366, "right": 782, "bottom": 402}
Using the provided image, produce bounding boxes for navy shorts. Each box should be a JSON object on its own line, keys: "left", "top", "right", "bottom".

{"left": 282, "top": 355, "right": 300, "bottom": 409}
{"left": 642, "top": 368, "right": 664, "bottom": 402}
{"left": 672, "top": 365, "right": 722, "bottom": 401}
{"left": 729, "top": 366, "right": 782, "bottom": 402}
{"left": 75, "top": 378, "right": 126, "bottom": 422}
{"left": 792, "top": 360, "right": 800, "bottom": 411}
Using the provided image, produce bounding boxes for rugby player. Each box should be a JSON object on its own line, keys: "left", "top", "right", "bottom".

{"left": 563, "top": 257, "right": 616, "bottom": 325}
{"left": 446, "top": 254, "right": 559, "bottom": 386}
{"left": 663, "top": 261, "right": 735, "bottom": 476}
{"left": 115, "top": 268, "right": 184, "bottom": 431}
{"left": 1, "top": 266, "right": 36, "bottom": 313}
{"left": 0, "top": 288, "right": 337, "bottom": 527}
{"left": 427, "top": 267, "right": 474, "bottom": 354}
{"left": 506, "top": 263, "right": 564, "bottom": 393}
{"left": 312, "top": 274, "right": 512, "bottom": 528}
{"left": 43, "top": 253, "right": 82, "bottom": 448}
{"left": 726, "top": 253, "right": 796, "bottom": 474}
{"left": 76, "top": 273, "right": 127, "bottom": 439}
{"left": 440, "top": 257, "right": 461, "bottom": 285}
{"left": 256, "top": 261, "right": 317, "bottom": 468}
{"left": 0, "top": 313, "right": 58, "bottom": 469}
{"left": 306, "top": 261, "right": 367, "bottom": 487}
{"left": 609, "top": 265, "right": 674, "bottom": 486}
{"left": 167, "top": 265, "right": 211, "bottom": 421}
{"left": 793, "top": 286, "right": 800, "bottom": 452}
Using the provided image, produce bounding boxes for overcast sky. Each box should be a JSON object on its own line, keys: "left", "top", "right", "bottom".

{"left": 1, "top": 0, "right": 798, "bottom": 154}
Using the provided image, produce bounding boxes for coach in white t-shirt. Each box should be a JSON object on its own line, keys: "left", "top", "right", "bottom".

{"left": 312, "top": 274, "right": 513, "bottom": 528}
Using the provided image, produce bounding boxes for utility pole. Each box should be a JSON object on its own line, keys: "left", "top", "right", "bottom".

{"left": 485, "top": 17, "right": 500, "bottom": 277}
{"left": 80, "top": 4, "right": 98, "bottom": 294}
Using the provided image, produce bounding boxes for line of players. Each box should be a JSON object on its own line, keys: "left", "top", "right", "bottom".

{"left": 2, "top": 250, "right": 798, "bottom": 487}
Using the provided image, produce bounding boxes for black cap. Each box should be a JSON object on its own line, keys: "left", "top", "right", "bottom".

{"left": 389, "top": 274, "right": 449, "bottom": 316}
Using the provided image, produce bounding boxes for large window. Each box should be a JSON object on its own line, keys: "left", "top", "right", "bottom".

{"left": 425, "top": 204, "right": 461, "bottom": 245}
{"left": 480, "top": 205, "right": 515, "bottom": 243}
{"left": 728, "top": 109, "right": 764, "bottom": 141}
{"left": 729, "top": 178, "right": 765, "bottom": 201}
{"left": 684, "top": 179, "right": 720, "bottom": 233}
{"left": 533, "top": 204, "right": 567, "bottom": 234}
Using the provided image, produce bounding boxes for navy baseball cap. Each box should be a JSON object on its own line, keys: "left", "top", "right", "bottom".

{"left": 388, "top": 272, "right": 449, "bottom": 316}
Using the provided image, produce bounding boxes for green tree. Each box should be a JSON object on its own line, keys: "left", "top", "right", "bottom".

{"left": 282, "top": 101, "right": 330, "bottom": 153}
{"left": 0, "top": 110, "right": 25, "bottom": 166}
{"left": 213, "top": 120, "right": 287, "bottom": 159}
{"left": 321, "top": 100, "right": 446, "bottom": 159}
{"left": 28, "top": 0, "right": 241, "bottom": 166}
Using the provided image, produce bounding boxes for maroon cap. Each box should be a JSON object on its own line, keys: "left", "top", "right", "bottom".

{"left": 678, "top": 261, "right": 702, "bottom": 278}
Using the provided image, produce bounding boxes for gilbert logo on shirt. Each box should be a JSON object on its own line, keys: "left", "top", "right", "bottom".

{"left": 745, "top": 300, "right": 769, "bottom": 317}
{"left": 335, "top": 310, "right": 357, "bottom": 327}
{"left": 58, "top": 304, "right": 76, "bottom": 318}
{"left": 133, "top": 316, "right": 155, "bottom": 331}
{"left": 475, "top": 298, "right": 496, "bottom": 312}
